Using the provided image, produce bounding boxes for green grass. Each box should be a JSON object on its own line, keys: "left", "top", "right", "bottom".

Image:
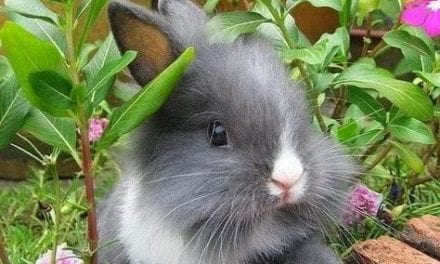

{"left": 0, "top": 164, "right": 118, "bottom": 263}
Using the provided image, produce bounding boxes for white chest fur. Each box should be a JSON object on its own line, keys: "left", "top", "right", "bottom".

{"left": 119, "top": 180, "right": 196, "bottom": 264}
{"left": 117, "top": 178, "right": 290, "bottom": 264}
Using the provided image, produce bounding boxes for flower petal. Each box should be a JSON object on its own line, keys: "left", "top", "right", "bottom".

{"left": 424, "top": 12, "right": 440, "bottom": 37}
{"left": 401, "top": 4, "right": 429, "bottom": 26}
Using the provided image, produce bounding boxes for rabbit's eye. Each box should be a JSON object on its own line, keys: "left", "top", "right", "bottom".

{"left": 207, "top": 120, "right": 228, "bottom": 146}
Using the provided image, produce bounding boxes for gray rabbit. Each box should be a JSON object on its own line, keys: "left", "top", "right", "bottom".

{"left": 98, "top": 0, "right": 358, "bottom": 263}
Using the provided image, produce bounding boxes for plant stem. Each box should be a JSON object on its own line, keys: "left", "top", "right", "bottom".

{"left": 0, "top": 235, "right": 9, "bottom": 264}
{"left": 367, "top": 21, "right": 400, "bottom": 58}
{"left": 331, "top": 87, "right": 346, "bottom": 121}
{"left": 361, "top": 133, "right": 390, "bottom": 162}
{"left": 80, "top": 125, "right": 98, "bottom": 264}
{"left": 49, "top": 162, "right": 62, "bottom": 264}
{"left": 366, "top": 144, "right": 393, "bottom": 171}
{"left": 367, "top": 40, "right": 386, "bottom": 57}
{"left": 65, "top": 2, "right": 98, "bottom": 262}
{"left": 361, "top": 14, "right": 372, "bottom": 57}
{"left": 437, "top": 140, "right": 440, "bottom": 176}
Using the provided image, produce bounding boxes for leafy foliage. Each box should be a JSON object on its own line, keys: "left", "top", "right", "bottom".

{"left": 0, "top": 0, "right": 195, "bottom": 262}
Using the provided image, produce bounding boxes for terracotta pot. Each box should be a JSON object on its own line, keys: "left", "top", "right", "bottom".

{"left": 291, "top": 2, "right": 339, "bottom": 43}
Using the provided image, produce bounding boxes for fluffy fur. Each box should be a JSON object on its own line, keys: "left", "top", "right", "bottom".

{"left": 98, "top": 1, "right": 358, "bottom": 263}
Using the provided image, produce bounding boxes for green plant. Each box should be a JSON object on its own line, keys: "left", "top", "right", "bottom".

{"left": 205, "top": 0, "right": 439, "bottom": 259}
{"left": 0, "top": 0, "right": 194, "bottom": 263}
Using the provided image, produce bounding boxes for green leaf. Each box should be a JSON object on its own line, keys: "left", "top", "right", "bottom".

{"left": 84, "top": 34, "right": 121, "bottom": 79}
{"left": 311, "top": 72, "right": 336, "bottom": 93}
{"left": 0, "top": 22, "right": 70, "bottom": 116}
{"left": 77, "top": 43, "right": 98, "bottom": 70}
{"left": 283, "top": 41, "right": 328, "bottom": 65}
{"left": 87, "top": 50, "right": 137, "bottom": 105}
{"left": 346, "top": 87, "right": 386, "bottom": 125}
{"left": 339, "top": 0, "right": 352, "bottom": 27}
{"left": 355, "top": 129, "right": 384, "bottom": 147}
{"left": 98, "top": 47, "right": 196, "bottom": 148}
{"left": 379, "top": 0, "right": 401, "bottom": 21}
{"left": 434, "top": 106, "right": 440, "bottom": 118}
{"left": 394, "top": 57, "right": 413, "bottom": 76}
{"left": 334, "top": 63, "right": 433, "bottom": 121}
{"left": 320, "top": 27, "right": 350, "bottom": 59}
{"left": 400, "top": 25, "right": 435, "bottom": 55}
{"left": 5, "top": 8, "right": 57, "bottom": 25}
{"left": 252, "top": 1, "right": 310, "bottom": 50}
{"left": 415, "top": 71, "right": 440, "bottom": 87}
{"left": 0, "top": 57, "right": 31, "bottom": 149}
{"left": 29, "top": 71, "right": 74, "bottom": 110}
{"left": 383, "top": 29, "right": 435, "bottom": 71}
{"left": 204, "top": 0, "right": 221, "bottom": 13}
{"left": 284, "top": 27, "right": 349, "bottom": 69}
{"left": 85, "top": 0, "right": 107, "bottom": 28}
{"left": 207, "top": 12, "right": 271, "bottom": 43}
{"left": 113, "top": 81, "right": 139, "bottom": 102}
{"left": 336, "top": 119, "right": 358, "bottom": 144}
{"left": 80, "top": 0, "right": 108, "bottom": 45}
{"left": 389, "top": 117, "right": 435, "bottom": 145}
{"left": 83, "top": 34, "right": 121, "bottom": 104}
{"left": 5, "top": 0, "right": 58, "bottom": 25}
{"left": 357, "top": 0, "right": 379, "bottom": 25}
{"left": 305, "top": 0, "right": 342, "bottom": 11}
{"left": 5, "top": 0, "right": 66, "bottom": 55}
{"left": 70, "top": 82, "right": 87, "bottom": 103}
{"left": 22, "top": 109, "right": 77, "bottom": 156}
{"left": 390, "top": 141, "right": 424, "bottom": 173}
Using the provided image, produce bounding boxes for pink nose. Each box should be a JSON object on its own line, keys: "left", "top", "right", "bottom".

{"left": 270, "top": 178, "right": 293, "bottom": 193}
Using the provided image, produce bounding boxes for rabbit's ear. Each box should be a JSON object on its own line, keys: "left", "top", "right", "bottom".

{"left": 108, "top": 1, "right": 178, "bottom": 86}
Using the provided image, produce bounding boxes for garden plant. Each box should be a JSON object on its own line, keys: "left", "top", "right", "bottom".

{"left": 0, "top": 0, "right": 439, "bottom": 263}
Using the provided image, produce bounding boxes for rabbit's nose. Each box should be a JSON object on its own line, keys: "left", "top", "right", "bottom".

{"left": 270, "top": 147, "right": 304, "bottom": 187}
{"left": 268, "top": 144, "right": 307, "bottom": 203}
{"left": 270, "top": 177, "right": 297, "bottom": 192}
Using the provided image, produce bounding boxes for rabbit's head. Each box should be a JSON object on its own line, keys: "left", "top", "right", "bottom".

{"left": 109, "top": 0, "right": 357, "bottom": 259}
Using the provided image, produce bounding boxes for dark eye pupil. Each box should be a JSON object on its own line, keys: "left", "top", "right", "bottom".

{"left": 208, "top": 121, "right": 228, "bottom": 146}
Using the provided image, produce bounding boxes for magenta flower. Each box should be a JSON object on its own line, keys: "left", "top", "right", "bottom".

{"left": 342, "top": 184, "right": 382, "bottom": 226}
{"left": 401, "top": 0, "right": 440, "bottom": 37}
{"left": 88, "top": 117, "right": 109, "bottom": 142}
{"left": 35, "top": 243, "right": 83, "bottom": 264}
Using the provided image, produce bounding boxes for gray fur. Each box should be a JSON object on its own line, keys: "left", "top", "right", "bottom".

{"left": 98, "top": 1, "right": 357, "bottom": 263}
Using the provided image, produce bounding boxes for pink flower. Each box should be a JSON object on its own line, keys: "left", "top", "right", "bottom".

{"left": 342, "top": 184, "right": 382, "bottom": 226}
{"left": 88, "top": 117, "right": 109, "bottom": 142}
{"left": 401, "top": 0, "right": 440, "bottom": 37}
{"left": 35, "top": 243, "right": 83, "bottom": 264}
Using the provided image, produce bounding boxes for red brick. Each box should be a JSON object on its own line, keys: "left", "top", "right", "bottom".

{"left": 401, "top": 215, "right": 440, "bottom": 259}
{"left": 353, "top": 236, "right": 440, "bottom": 264}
